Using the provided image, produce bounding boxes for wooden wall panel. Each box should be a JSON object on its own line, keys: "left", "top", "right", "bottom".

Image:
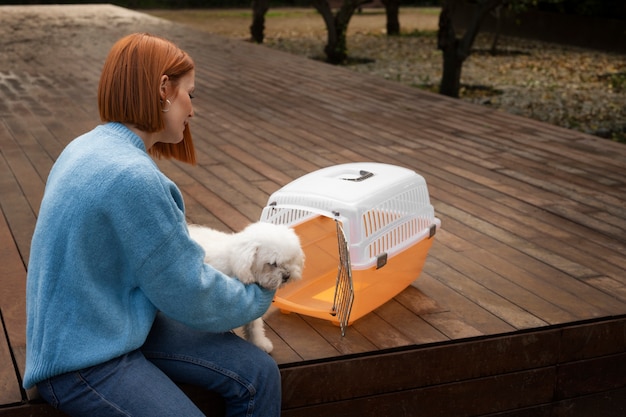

{"left": 281, "top": 316, "right": 626, "bottom": 416}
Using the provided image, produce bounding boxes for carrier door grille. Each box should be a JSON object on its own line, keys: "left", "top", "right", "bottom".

{"left": 332, "top": 221, "right": 354, "bottom": 336}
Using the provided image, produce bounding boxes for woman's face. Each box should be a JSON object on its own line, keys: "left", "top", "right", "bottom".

{"left": 160, "top": 70, "right": 195, "bottom": 144}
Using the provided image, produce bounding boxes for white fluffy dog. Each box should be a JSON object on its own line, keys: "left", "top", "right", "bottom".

{"left": 187, "top": 221, "right": 304, "bottom": 353}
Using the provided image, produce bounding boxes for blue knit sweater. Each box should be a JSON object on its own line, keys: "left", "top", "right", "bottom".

{"left": 23, "top": 122, "right": 275, "bottom": 389}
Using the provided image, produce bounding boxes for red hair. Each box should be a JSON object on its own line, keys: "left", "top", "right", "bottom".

{"left": 98, "top": 33, "right": 196, "bottom": 164}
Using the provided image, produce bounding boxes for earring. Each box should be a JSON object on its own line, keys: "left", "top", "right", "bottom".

{"left": 161, "top": 99, "right": 171, "bottom": 113}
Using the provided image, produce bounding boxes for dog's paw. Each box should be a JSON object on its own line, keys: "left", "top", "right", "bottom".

{"left": 251, "top": 335, "right": 274, "bottom": 353}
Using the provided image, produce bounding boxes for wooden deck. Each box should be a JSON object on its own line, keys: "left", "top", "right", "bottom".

{"left": 1, "top": 5, "right": 625, "bottom": 416}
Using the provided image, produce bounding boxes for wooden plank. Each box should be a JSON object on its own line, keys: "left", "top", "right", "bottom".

{"left": 350, "top": 312, "right": 414, "bottom": 349}
{"left": 551, "top": 386, "right": 626, "bottom": 417}
{"left": 555, "top": 352, "right": 626, "bottom": 399}
{"left": 415, "top": 273, "right": 499, "bottom": 338}
{"left": 280, "top": 329, "right": 561, "bottom": 410}
{"left": 282, "top": 367, "right": 556, "bottom": 417}
{"left": 372, "top": 298, "right": 449, "bottom": 345}
{"left": 499, "top": 151, "right": 624, "bottom": 204}
{"left": 0, "top": 114, "right": 52, "bottom": 201}
{"left": 434, "top": 206, "right": 624, "bottom": 314}
{"left": 472, "top": 124, "right": 625, "bottom": 190}
{"left": 261, "top": 324, "right": 303, "bottom": 365}
{"left": 559, "top": 316, "right": 626, "bottom": 361}
{"left": 479, "top": 405, "right": 553, "bottom": 417}
{"left": 394, "top": 283, "right": 447, "bottom": 315}
{"left": 0, "top": 312, "right": 22, "bottom": 406}
{"left": 280, "top": 317, "right": 626, "bottom": 415}
{"left": 299, "top": 315, "right": 379, "bottom": 357}
{"left": 436, "top": 171, "right": 623, "bottom": 263}
{"left": 434, "top": 201, "right": 595, "bottom": 280}
{"left": 426, "top": 256, "right": 546, "bottom": 330}
{"left": 583, "top": 276, "right": 626, "bottom": 303}
{"left": 0, "top": 148, "right": 36, "bottom": 264}
{"left": 264, "top": 307, "right": 340, "bottom": 363}
{"left": 0, "top": 208, "right": 28, "bottom": 384}
{"left": 410, "top": 145, "right": 624, "bottom": 268}
{"left": 457, "top": 248, "right": 583, "bottom": 324}
{"left": 433, "top": 245, "right": 560, "bottom": 327}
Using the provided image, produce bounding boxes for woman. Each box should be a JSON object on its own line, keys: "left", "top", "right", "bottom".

{"left": 23, "top": 33, "right": 281, "bottom": 417}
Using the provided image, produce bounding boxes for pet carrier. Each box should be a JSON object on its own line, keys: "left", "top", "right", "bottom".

{"left": 260, "top": 162, "right": 440, "bottom": 335}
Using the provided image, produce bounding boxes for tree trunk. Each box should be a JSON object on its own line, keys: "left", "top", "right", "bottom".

{"left": 381, "top": 0, "right": 401, "bottom": 36}
{"left": 440, "top": 44, "right": 464, "bottom": 97}
{"left": 437, "top": 4, "right": 462, "bottom": 97}
{"left": 489, "top": 5, "right": 503, "bottom": 54}
{"left": 250, "top": 0, "right": 270, "bottom": 44}
{"left": 312, "top": 0, "right": 372, "bottom": 64}
{"left": 437, "top": 0, "right": 503, "bottom": 97}
{"left": 311, "top": 0, "right": 339, "bottom": 62}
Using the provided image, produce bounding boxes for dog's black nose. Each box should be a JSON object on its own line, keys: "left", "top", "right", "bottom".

{"left": 282, "top": 274, "right": 290, "bottom": 283}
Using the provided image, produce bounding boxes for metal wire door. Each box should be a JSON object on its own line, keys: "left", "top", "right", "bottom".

{"left": 332, "top": 220, "right": 355, "bottom": 336}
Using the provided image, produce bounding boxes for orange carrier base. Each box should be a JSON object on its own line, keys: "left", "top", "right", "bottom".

{"left": 273, "top": 215, "right": 435, "bottom": 326}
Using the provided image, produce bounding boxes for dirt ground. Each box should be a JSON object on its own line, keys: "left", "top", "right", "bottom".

{"left": 146, "top": 7, "right": 440, "bottom": 40}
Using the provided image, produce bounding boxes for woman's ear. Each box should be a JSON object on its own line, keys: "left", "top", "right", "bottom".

{"left": 160, "top": 75, "right": 169, "bottom": 100}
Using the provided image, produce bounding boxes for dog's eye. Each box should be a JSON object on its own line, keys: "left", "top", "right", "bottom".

{"left": 269, "top": 262, "right": 277, "bottom": 268}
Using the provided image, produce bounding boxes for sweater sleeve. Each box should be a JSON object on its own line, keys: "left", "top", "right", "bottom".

{"left": 110, "top": 162, "right": 275, "bottom": 332}
{"left": 139, "top": 227, "right": 276, "bottom": 332}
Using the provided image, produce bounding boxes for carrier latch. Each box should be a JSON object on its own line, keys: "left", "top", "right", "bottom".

{"left": 376, "top": 253, "right": 388, "bottom": 269}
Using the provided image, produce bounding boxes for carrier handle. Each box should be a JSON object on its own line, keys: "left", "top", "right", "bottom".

{"left": 341, "top": 170, "right": 374, "bottom": 182}
{"left": 265, "top": 203, "right": 345, "bottom": 222}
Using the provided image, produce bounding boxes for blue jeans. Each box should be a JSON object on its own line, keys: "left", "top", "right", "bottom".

{"left": 36, "top": 313, "right": 281, "bottom": 417}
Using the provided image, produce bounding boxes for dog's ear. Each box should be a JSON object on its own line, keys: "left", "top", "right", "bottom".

{"left": 233, "top": 240, "right": 259, "bottom": 284}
